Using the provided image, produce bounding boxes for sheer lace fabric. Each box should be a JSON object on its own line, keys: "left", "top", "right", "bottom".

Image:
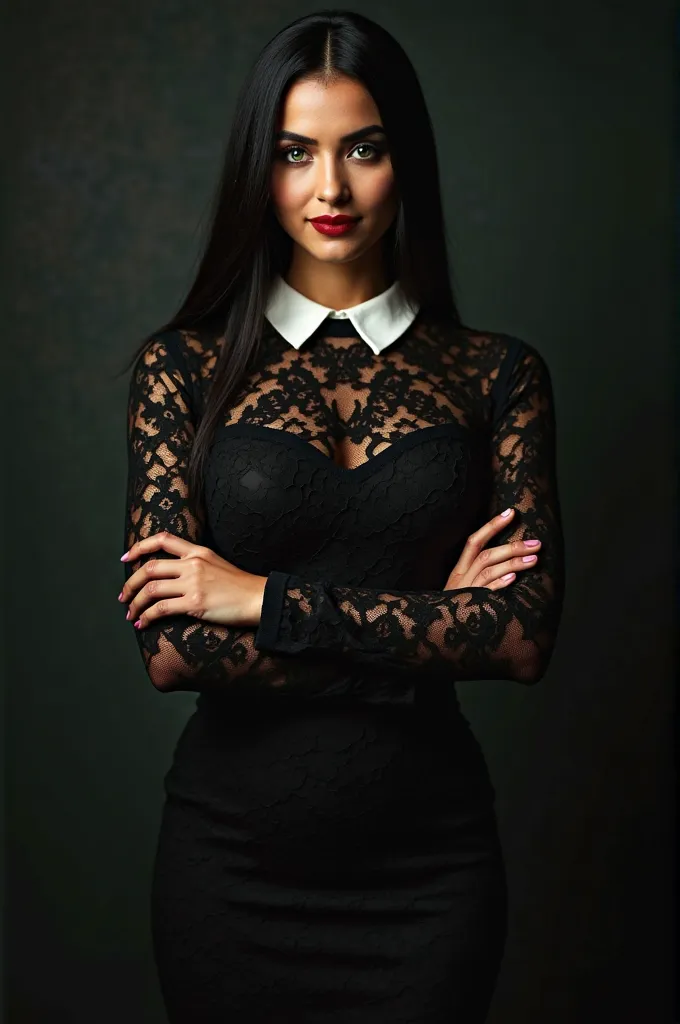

{"left": 123, "top": 313, "right": 564, "bottom": 699}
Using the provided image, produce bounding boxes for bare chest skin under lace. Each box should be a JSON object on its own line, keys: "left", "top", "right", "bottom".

{"left": 123, "top": 314, "right": 565, "bottom": 701}
{"left": 220, "top": 323, "right": 478, "bottom": 470}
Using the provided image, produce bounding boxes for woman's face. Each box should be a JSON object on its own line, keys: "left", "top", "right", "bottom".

{"left": 270, "top": 74, "right": 399, "bottom": 267}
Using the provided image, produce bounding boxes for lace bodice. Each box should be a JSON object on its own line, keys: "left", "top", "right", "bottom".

{"left": 123, "top": 311, "right": 565, "bottom": 703}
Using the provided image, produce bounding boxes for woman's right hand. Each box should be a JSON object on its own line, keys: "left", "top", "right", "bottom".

{"left": 444, "top": 508, "right": 542, "bottom": 591}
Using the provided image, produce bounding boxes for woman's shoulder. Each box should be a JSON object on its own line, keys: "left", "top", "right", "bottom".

{"left": 127, "top": 324, "right": 223, "bottom": 424}
{"left": 453, "top": 322, "right": 543, "bottom": 363}
{"left": 420, "top": 314, "right": 546, "bottom": 375}
{"left": 137, "top": 320, "right": 223, "bottom": 379}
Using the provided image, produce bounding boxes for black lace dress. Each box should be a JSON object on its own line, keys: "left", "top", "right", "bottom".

{"left": 123, "top": 309, "right": 564, "bottom": 1023}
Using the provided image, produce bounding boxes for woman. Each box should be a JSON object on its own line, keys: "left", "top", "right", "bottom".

{"left": 118, "top": 9, "right": 565, "bottom": 1022}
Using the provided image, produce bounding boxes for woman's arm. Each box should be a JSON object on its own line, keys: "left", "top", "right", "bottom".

{"left": 123, "top": 334, "right": 413, "bottom": 703}
{"left": 252, "top": 341, "right": 565, "bottom": 685}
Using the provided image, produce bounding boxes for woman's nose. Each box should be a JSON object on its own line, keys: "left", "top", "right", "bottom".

{"left": 316, "top": 155, "right": 350, "bottom": 203}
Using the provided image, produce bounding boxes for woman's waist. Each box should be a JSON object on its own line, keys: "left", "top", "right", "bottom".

{"left": 163, "top": 688, "right": 495, "bottom": 812}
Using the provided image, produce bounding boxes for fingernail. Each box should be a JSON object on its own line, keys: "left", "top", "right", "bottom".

{"left": 501, "top": 508, "right": 513, "bottom": 517}
{"left": 117, "top": 591, "right": 124, "bottom": 601}
{"left": 524, "top": 539, "right": 540, "bottom": 547}
{"left": 120, "top": 553, "right": 130, "bottom": 562}
{"left": 522, "top": 555, "right": 537, "bottom": 562}
{"left": 126, "top": 610, "right": 131, "bottom": 620}
{"left": 134, "top": 619, "right": 142, "bottom": 629}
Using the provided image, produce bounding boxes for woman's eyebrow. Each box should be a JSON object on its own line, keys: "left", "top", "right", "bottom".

{"left": 275, "top": 124, "right": 387, "bottom": 145}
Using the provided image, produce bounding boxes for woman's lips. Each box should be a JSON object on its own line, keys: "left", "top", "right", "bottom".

{"left": 309, "top": 217, "right": 361, "bottom": 236}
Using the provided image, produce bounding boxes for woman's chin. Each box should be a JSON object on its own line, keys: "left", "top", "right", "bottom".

{"left": 302, "top": 237, "right": 373, "bottom": 264}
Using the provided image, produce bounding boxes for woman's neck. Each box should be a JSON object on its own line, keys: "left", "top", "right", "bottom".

{"left": 284, "top": 250, "right": 392, "bottom": 310}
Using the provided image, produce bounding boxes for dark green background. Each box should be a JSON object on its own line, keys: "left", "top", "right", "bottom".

{"left": 5, "top": 1, "right": 674, "bottom": 1021}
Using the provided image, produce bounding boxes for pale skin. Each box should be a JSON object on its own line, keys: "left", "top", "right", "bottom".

{"left": 119, "top": 73, "right": 541, "bottom": 630}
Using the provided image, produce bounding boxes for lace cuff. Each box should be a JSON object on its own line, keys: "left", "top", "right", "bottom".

{"left": 253, "top": 571, "right": 292, "bottom": 651}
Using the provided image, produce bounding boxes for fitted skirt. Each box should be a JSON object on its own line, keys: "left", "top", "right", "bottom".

{"left": 150, "top": 688, "right": 508, "bottom": 1024}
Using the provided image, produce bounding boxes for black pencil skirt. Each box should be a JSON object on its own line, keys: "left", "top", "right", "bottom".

{"left": 150, "top": 692, "right": 508, "bottom": 1023}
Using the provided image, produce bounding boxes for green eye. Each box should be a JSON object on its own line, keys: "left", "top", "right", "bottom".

{"left": 353, "top": 143, "right": 378, "bottom": 160}
{"left": 284, "top": 146, "right": 306, "bottom": 163}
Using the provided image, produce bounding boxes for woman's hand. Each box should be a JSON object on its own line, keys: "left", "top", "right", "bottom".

{"left": 119, "top": 532, "right": 268, "bottom": 629}
{"left": 444, "top": 507, "right": 542, "bottom": 591}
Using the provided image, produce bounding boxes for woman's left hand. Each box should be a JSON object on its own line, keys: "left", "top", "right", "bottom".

{"left": 119, "top": 532, "right": 268, "bottom": 630}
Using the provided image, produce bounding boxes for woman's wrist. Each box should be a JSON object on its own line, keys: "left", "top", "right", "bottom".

{"left": 248, "top": 575, "right": 269, "bottom": 627}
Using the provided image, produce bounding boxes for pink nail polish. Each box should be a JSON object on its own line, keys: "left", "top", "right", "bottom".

{"left": 522, "top": 555, "right": 537, "bottom": 562}
{"left": 501, "top": 508, "right": 513, "bottom": 517}
{"left": 120, "top": 553, "right": 130, "bottom": 562}
{"left": 134, "top": 619, "right": 142, "bottom": 628}
{"left": 125, "top": 611, "right": 131, "bottom": 620}
{"left": 117, "top": 591, "right": 124, "bottom": 601}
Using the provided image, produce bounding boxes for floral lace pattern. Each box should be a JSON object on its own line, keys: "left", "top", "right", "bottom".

{"left": 124, "top": 313, "right": 564, "bottom": 698}
{"left": 126, "top": 311, "right": 560, "bottom": 1020}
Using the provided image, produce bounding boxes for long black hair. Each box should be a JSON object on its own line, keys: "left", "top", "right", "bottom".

{"left": 117, "top": 9, "right": 465, "bottom": 521}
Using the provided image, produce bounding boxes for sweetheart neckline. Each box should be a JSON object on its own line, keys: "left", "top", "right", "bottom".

{"left": 210, "top": 421, "right": 477, "bottom": 479}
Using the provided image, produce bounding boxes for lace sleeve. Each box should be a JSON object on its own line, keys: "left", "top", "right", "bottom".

{"left": 253, "top": 341, "right": 565, "bottom": 685}
{"left": 123, "top": 334, "right": 414, "bottom": 703}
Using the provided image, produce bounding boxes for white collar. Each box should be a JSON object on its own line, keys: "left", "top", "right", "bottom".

{"left": 264, "top": 274, "right": 420, "bottom": 355}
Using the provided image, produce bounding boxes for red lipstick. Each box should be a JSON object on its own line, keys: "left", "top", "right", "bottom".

{"left": 309, "top": 215, "right": 361, "bottom": 236}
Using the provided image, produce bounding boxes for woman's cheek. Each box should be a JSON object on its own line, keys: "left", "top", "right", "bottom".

{"left": 271, "top": 169, "right": 307, "bottom": 218}
{"left": 377, "top": 170, "right": 398, "bottom": 209}
{"left": 353, "top": 166, "right": 396, "bottom": 210}
{"left": 269, "top": 176, "right": 289, "bottom": 229}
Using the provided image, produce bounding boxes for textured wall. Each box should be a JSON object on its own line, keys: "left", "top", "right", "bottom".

{"left": 5, "top": 0, "right": 674, "bottom": 1020}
